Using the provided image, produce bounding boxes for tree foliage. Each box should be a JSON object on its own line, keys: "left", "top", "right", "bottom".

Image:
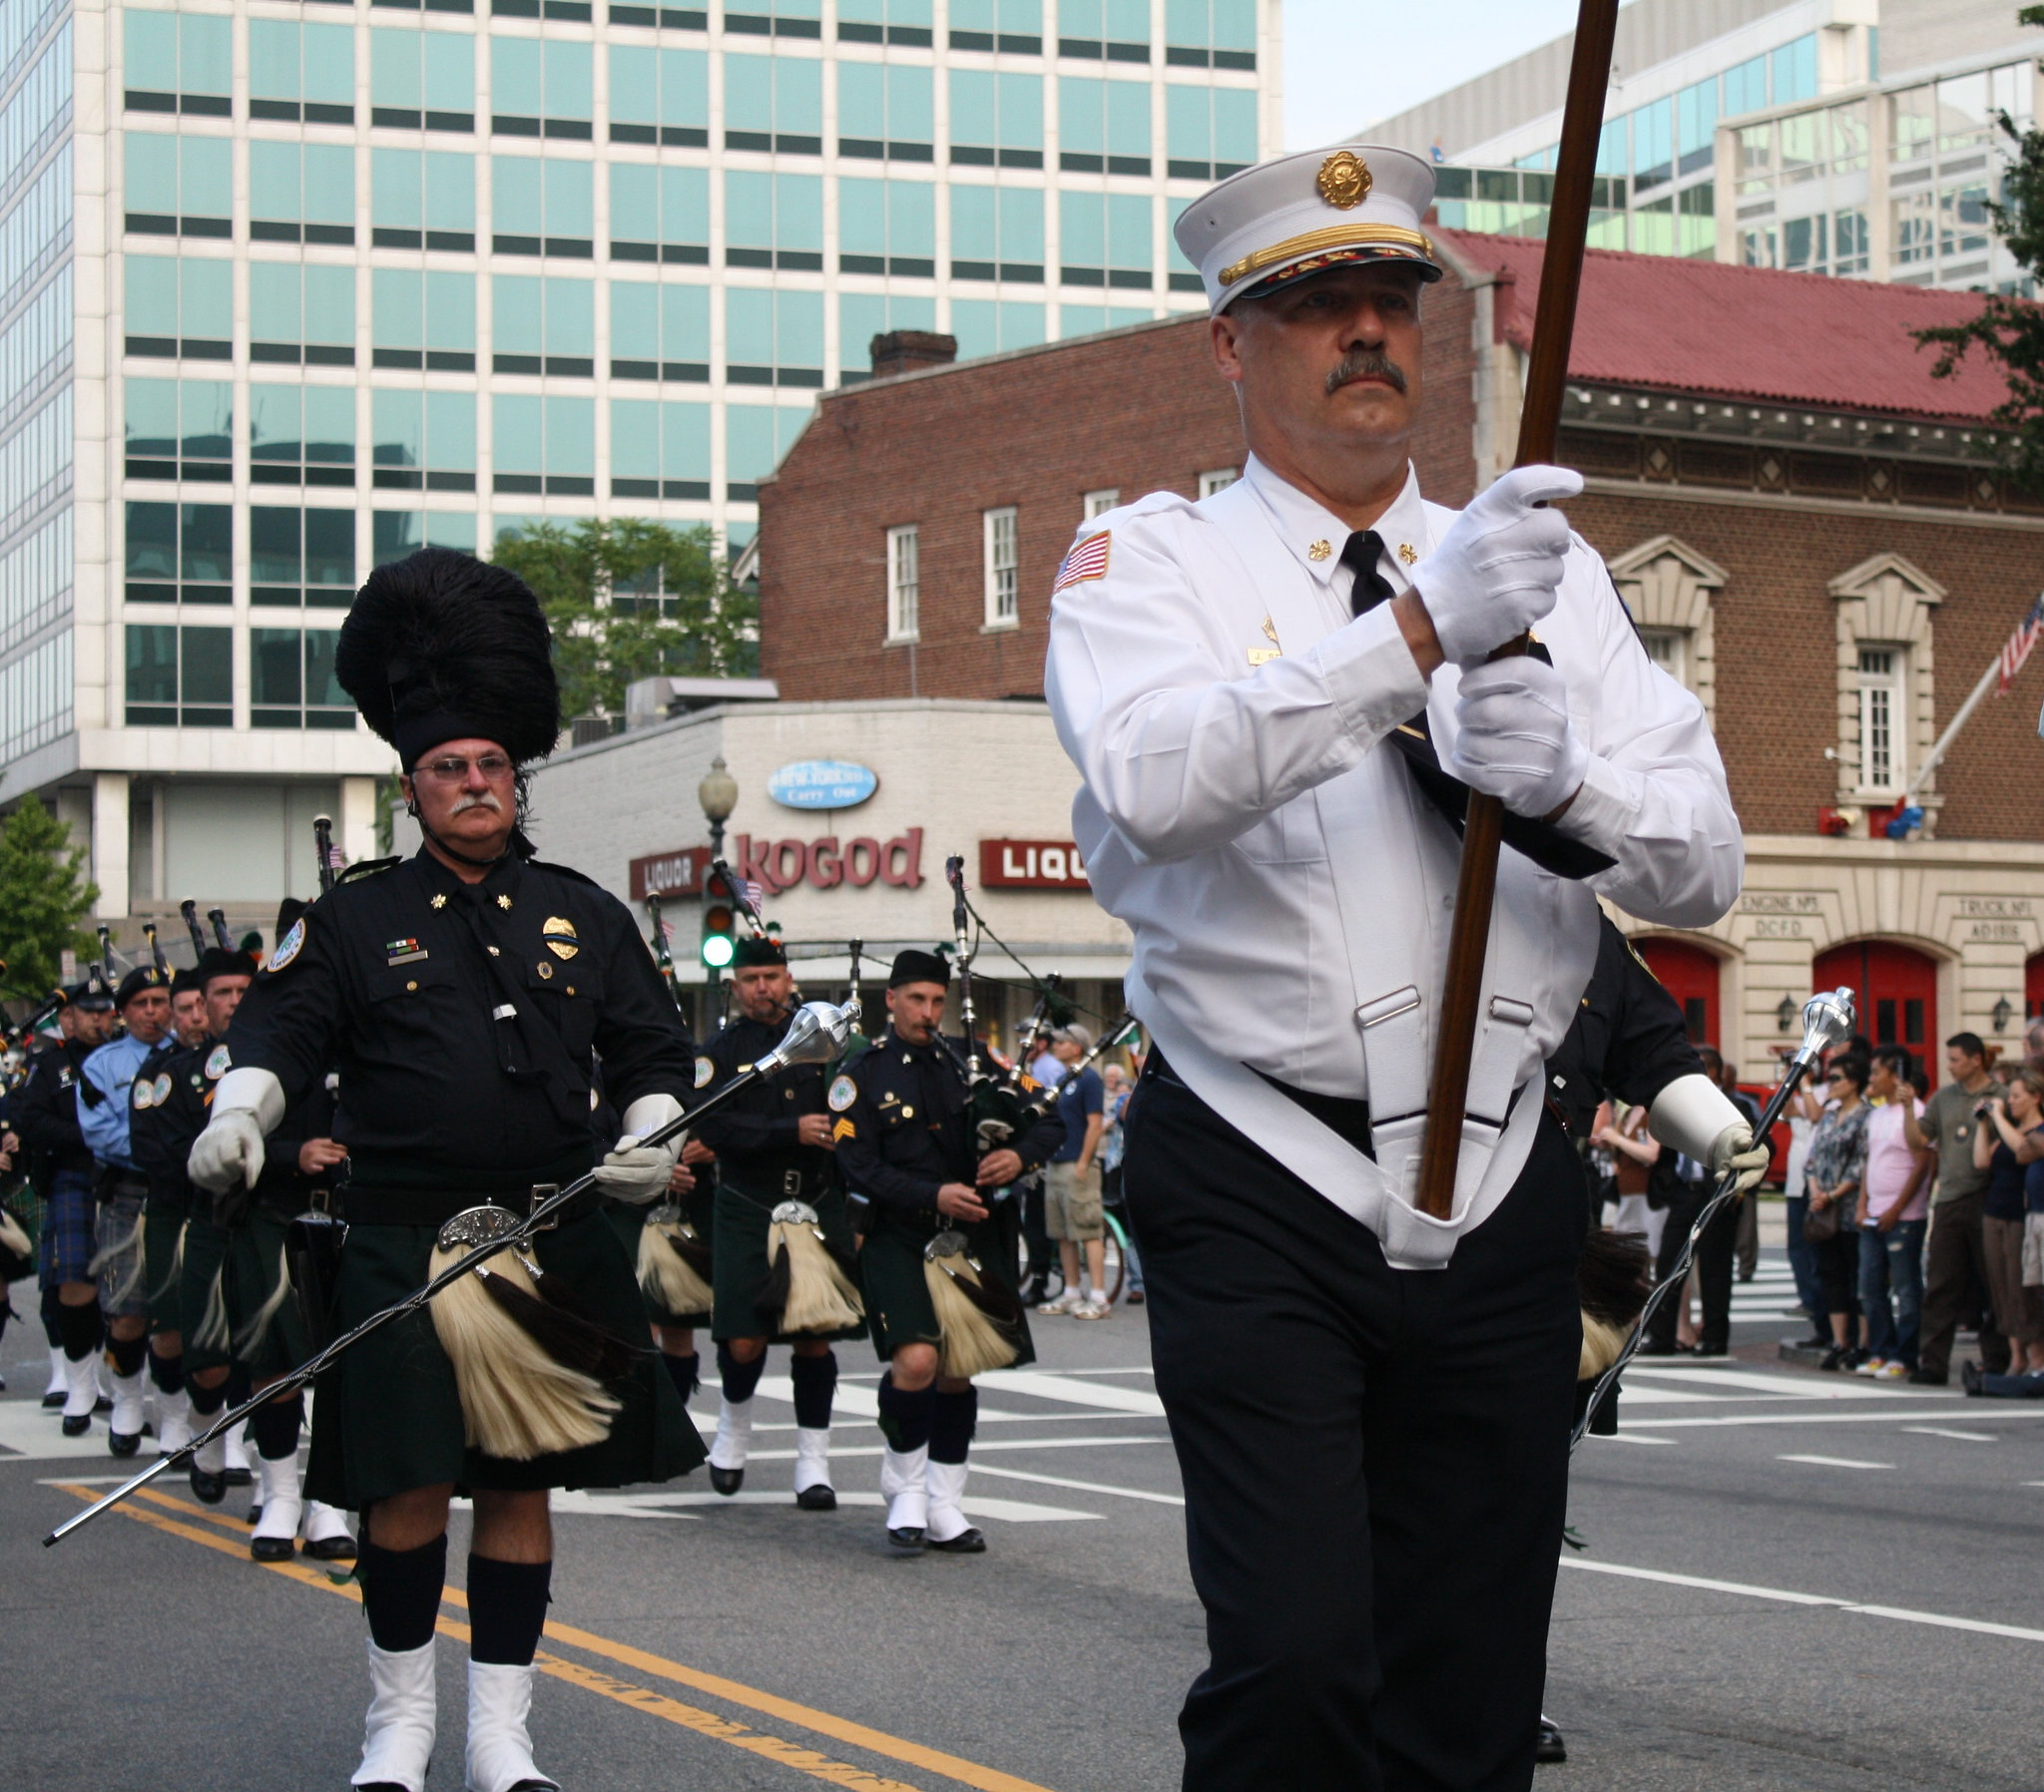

{"left": 0, "top": 795, "right": 99, "bottom": 1003}
{"left": 491, "top": 519, "right": 759, "bottom": 721}
{"left": 1914, "top": 14, "right": 2044, "bottom": 494}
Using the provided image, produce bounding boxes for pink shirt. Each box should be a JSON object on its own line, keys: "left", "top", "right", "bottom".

{"left": 1863, "top": 1098, "right": 1928, "bottom": 1222}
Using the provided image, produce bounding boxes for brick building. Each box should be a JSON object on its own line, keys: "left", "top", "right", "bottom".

{"left": 747, "top": 229, "right": 2044, "bottom": 1076}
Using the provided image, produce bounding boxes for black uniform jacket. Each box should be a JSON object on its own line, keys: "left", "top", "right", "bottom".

{"left": 227, "top": 846, "right": 696, "bottom": 1190}
{"left": 128, "top": 1037, "right": 191, "bottom": 1203}
{"left": 145, "top": 1033, "right": 339, "bottom": 1220}
{"left": 833, "top": 1028, "right": 1064, "bottom": 1221}
{"left": 13, "top": 1038, "right": 97, "bottom": 1187}
{"left": 690, "top": 1012, "right": 835, "bottom": 1200}
{"left": 1545, "top": 916, "right": 1708, "bottom": 1137}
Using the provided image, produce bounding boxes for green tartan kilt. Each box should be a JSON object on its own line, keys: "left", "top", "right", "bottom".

{"left": 710, "top": 1176, "right": 864, "bottom": 1344}
{"left": 303, "top": 1206, "right": 706, "bottom": 1511}
{"left": 178, "top": 1215, "right": 234, "bottom": 1374}
{"left": 178, "top": 1207, "right": 311, "bottom": 1376}
{"left": 859, "top": 1202, "right": 1034, "bottom": 1369}
{"left": 603, "top": 1176, "right": 714, "bottom": 1328}
{"left": 143, "top": 1198, "right": 188, "bottom": 1335}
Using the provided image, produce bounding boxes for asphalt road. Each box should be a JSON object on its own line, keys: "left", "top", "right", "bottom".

{"left": 3, "top": 1249, "right": 2040, "bottom": 1792}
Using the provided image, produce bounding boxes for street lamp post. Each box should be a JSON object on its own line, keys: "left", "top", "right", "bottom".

{"left": 698, "top": 755, "right": 740, "bottom": 1014}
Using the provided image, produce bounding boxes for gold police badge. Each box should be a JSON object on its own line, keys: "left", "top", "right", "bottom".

{"left": 541, "top": 916, "right": 580, "bottom": 960}
{"left": 1316, "top": 150, "right": 1371, "bottom": 211}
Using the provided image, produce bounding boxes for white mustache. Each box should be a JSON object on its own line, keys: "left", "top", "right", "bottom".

{"left": 451, "top": 790, "right": 505, "bottom": 815}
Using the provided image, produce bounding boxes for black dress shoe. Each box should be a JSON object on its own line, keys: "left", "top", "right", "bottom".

{"left": 1962, "top": 1360, "right": 1985, "bottom": 1398}
{"left": 108, "top": 1428, "right": 141, "bottom": 1458}
{"left": 302, "top": 1534, "right": 358, "bottom": 1562}
{"left": 61, "top": 1413, "right": 90, "bottom": 1437}
{"left": 94, "top": 1394, "right": 113, "bottom": 1414}
{"left": 1535, "top": 1717, "right": 1567, "bottom": 1765}
{"left": 190, "top": 1464, "right": 227, "bottom": 1505}
{"left": 1634, "top": 1341, "right": 1682, "bottom": 1357}
{"left": 886, "top": 1526, "right": 925, "bottom": 1552}
{"left": 795, "top": 1483, "right": 836, "bottom": 1512}
{"left": 251, "top": 1535, "right": 295, "bottom": 1563}
{"left": 247, "top": 1504, "right": 261, "bottom": 1526}
{"left": 924, "top": 1527, "right": 986, "bottom": 1555}
{"left": 1691, "top": 1342, "right": 1729, "bottom": 1358}
{"left": 1126, "top": 1289, "right": 1146, "bottom": 1306}
{"left": 223, "top": 1465, "right": 253, "bottom": 1488}
{"left": 709, "top": 1464, "right": 745, "bottom": 1497}
{"left": 1908, "top": 1367, "right": 1948, "bottom": 1386}
{"left": 41, "top": 1389, "right": 64, "bottom": 1409}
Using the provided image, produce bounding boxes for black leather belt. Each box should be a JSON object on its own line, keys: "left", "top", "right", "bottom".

{"left": 94, "top": 1169, "right": 150, "bottom": 1202}
{"left": 336, "top": 1184, "right": 601, "bottom": 1228}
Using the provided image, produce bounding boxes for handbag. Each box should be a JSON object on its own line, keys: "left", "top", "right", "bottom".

{"left": 1803, "top": 1196, "right": 1841, "bottom": 1244}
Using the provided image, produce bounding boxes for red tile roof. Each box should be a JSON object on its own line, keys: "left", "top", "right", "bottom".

{"left": 1434, "top": 228, "right": 2014, "bottom": 425}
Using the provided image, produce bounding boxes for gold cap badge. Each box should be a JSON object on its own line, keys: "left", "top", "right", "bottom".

{"left": 1316, "top": 151, "right": 1372, "bottom": 211}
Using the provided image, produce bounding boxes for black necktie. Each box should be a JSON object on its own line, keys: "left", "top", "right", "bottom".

{"left": 1338, "top": 530, "right": 1614, "bottom": 881}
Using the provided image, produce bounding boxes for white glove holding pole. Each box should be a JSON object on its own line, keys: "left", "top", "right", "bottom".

{"left": 1409, "top": 464, "right": 1584, "bottom": 666}
{"left": 1449, "top": 656, "right": 1590, "bottom": 820}
{"left": 187, "top": 1066, "right": 286, "bottom": 1193}
{"left": 593, "top": 1093, "right": 685, "bottom": 1204}
{"left": 1648, "top": 1073, "right": 1770, "bottom": 1197}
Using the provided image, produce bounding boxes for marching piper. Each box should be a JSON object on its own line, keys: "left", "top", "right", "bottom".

{"left": 691, "top": 932, "right": 864, "bottom": 1508}
{"left": 187, "top": 549, "right": 705, "bottom": 1792}
{"left": 834, "top": 950, "right": 1064, "bottom": 1553}
{"left": 1044, "top": 146, "right": 1742, "bottom": 1786}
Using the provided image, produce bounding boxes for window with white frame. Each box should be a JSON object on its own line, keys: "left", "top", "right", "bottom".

{"left": 1198, "top": 466, "right": 1239, "bottom": 496}
{"left": 1083, "top": 487, "right": 1119, "bottom": 519}
{"left": 1856, "top": 646, "right": 1904, "bottom": 792}
{"left": 1638, "top": 626, "right": 1689, "bottom": 689}
{"left": 983, "top": 505, "right": 1018, "bottom": 627}
{"left": 886, "top": 523, "right": 919, "bottom": 642}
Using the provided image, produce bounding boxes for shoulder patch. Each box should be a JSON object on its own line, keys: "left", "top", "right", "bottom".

{"left": 267, "top": 916, "right": 307, "bottom": 973}
{"left": 828, "top": 1073, "right": 858, "bottom": 1113}
{"left": 153, "top": 1073, "right": 172, "bottom": 1105}
{"left": 132, "top": 1078, "right": 154, "bottom": 1111}
{"left": 204, "top": 1044, "right": 232, "bottom": 1081}
{"left": 1054, "top": 531, "right": 1111, "bottom": 593}
{"left": 694, "top": 1056, "right": 716, "bottom": 1090}
{"left": 335, "top": 856, "right": 401, "bottom": 887}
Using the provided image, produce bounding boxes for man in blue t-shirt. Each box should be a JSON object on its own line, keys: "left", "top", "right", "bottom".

{"left": 1038, "top": 1026, "right": 1109, "bottom": 1318}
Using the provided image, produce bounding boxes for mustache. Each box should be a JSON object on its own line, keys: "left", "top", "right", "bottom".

{"left": 1326, "top": 348, "right": 1409, "bottom": 395}
{"left": 451, "top": 790, "right": 505, "bottom": 815}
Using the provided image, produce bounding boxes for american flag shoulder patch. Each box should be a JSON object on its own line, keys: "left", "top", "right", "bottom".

{"left": 1054, "top": 531, "right": 1111, "bottom": 592}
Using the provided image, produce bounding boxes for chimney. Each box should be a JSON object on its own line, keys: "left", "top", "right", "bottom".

{"left": 870, "top": 329, "right": 958, "bottom": 380}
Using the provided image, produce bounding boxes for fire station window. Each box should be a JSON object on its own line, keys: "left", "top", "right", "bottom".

{"left": 1638, "top": 626, "right": 1689, "bottom": 688}
{"left": 1083, "top": 487, "right": 1118, "bottom": 519}
{"left": 1198, "top": 466, "right": 1238, "bottom": 496}
{"left": 886, "top": 523, "right": 920, "bottom": 642}
{"left": 983, "top": 505, "right": 1019, "bottom": 628}
{"left": 1856, "top": 646, "right": 1904, "bottom": 793}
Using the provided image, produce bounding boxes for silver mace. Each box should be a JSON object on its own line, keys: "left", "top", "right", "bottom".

{"left": 45, "top": 996, "right": 860, "bottom": 1548}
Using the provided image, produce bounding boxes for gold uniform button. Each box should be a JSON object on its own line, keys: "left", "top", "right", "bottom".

{"left": 406, "top": 980, "right": 418, "bottom": 992}
{"left": 537, "top": 961, "right": 553, "bottom": 980}
{"left": 566, "top": 986, "right": 575, "bottom": 996}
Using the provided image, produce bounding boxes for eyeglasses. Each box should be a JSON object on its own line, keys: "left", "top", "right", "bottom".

{"left": 412, "top": 753, "right": 513, "bottom": 784}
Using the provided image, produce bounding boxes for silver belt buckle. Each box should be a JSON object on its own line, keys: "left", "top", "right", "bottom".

{"left": 525, "top": 1182, "right": 561, "bottom": 1231}
{"left": 782, "top": 1167, "right": 802, "bottom": 1197}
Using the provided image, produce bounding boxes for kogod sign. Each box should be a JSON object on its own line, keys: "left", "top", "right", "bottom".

{"left": 732, "top": 828, "right": 924, "bottom": 894}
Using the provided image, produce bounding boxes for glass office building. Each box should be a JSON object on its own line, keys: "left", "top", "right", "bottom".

{"left": 0, "top": 0, "right": 1275, "bottom": 919}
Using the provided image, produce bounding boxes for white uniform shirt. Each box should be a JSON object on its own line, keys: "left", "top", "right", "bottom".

{"left": 1045, "top": 456, "right": 1743, "bottom": 1256}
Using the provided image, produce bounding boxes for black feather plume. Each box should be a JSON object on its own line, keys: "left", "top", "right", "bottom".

{"left": 479, "top": 1269, "right": 644, "bottom": 1384}
{"left": 949, "top": 1262, "right": 1024, "bottom": 1331}
{"left": 751, "top": 1244, "right": 792, "bottom": 1325}
{"left": 1578, "top": 1228, "right": 1653, "bottom": 1328}
{"left": 666, "top": 1228, "right": 714, "bottom": 1277}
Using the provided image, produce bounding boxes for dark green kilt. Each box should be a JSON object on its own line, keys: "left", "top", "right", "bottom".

{"left": 178, "top": 1215, "right": 234, "bottom": 1375}
{"left": 860, "top": 1202, "right": 1034, "bottom": 1368}
{"left": 143, "top": 1197, "right": 188, "bottom": 1335}
{"left": 603, "top": 1177, "right": 713, "bottom": 1328}
{"left": 711, "top": 1176, "right": 864, "bottom": 1344}
{"left": 303, "top": 1207, "right": 705, "bottom": 1511}
{"left": 177, "top": 1206, "right": 311, "bottom": 1376}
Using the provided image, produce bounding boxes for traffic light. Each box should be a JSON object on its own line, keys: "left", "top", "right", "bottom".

{"left": 701, "top": 870, "right": 737, "bottom": 970}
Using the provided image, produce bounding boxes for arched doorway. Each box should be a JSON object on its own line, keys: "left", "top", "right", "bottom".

{"left": 1813, "top": 940, "right": 1939, "bottom": 1085}
{"left": 2027, "top": 952, "right": 2044, "bottom": 1023}
{"left": 1637, "top": 937, "right": 1721, "bottom": 1045}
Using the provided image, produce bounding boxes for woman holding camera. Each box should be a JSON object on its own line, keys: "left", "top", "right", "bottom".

{"left": 1967, "top": 1068, "right": 2044, "bottom": 1393}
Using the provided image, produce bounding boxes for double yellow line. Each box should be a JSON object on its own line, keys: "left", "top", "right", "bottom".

{"left": 52, "top": 1482, "right": 1058, "bottom": 1792}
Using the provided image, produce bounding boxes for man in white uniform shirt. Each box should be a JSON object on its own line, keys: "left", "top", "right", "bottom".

{"left": 1045, "top": 146, "right": 1744, "bottom": 1791}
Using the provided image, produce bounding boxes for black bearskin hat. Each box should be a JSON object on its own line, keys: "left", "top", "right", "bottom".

{"left": 336, "top": 549, "right": 560, "bottom": 770}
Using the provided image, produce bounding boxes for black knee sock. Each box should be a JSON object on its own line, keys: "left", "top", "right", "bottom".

{"left": 252, "top": 1393, "right": 303, "bottom": 1461}
{"left": 189, "top": 1377, "right": 228, "bottom": 1418}
{"left": 662, "top": 1350, "right": 700, "bottom": 1401}
{"left": 41, "top": 1286, "right": 62, "bottom": 1349}
{"left": 877, "top": 1373, "right": 936, "bottom": 1454}
{"left": 57, "top": 1301, "right": 102, "bottom": 1362}
{"left": 106, "top": 1331, "right": 147, "bottom": 1377}
{"left": 790, "top": 1350, "right": 836, "bottom": 1429}
{"left": 358, "top": 1533, "right": 448, "bottom": 1654}
{"left": 717, "top": 1340, "right": 766, "bottom": 1405}
{"left": 226, "top": 1360, "right": 253, "bottom": 1407}
{"left": 930, "top": 1386, "right": 977, "bottom": 1466}
{"left": 467, "top": 1556, "right": 553, "bottom": 1667}
{"left": 148, "top": 1347, "right": 184, "bottom": 1396}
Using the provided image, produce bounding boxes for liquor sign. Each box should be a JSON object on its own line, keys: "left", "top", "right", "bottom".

{"left": 629, "top": 844, "right": 714, "bottom": 900}
{"left": 766, "top": 759, "right": 880, "bottom": 811}
{"left": 979, "top": 839, "right": 1091, "bottom": 890}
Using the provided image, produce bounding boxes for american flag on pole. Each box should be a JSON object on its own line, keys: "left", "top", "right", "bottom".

{"left": 742, "top": 879, "right": 765, "bottom": 913}
{"left": 1997, "top": 594, "right": 2044, "bottom": 694}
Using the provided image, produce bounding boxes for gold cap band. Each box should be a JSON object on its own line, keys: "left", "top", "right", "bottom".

{"left": 1220, "top": 223, "right": 1438, "bottom": 291}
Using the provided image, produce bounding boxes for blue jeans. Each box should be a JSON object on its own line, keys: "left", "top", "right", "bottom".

{"left": 1785, "top": 1195, "right": 1825, "bottom": 1319}
{"left": 1858, "top": 1218, "right": 1927, "bottom": 1366}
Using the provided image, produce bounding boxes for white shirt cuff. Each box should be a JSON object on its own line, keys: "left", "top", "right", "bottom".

{"left": 1309, "top": 602, "right": 1432, "bottom": 746}
{"left": 1553, "top": 751, "right": 1639, "bottom": 854}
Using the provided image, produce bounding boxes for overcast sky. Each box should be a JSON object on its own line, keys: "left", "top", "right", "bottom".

{"left": 1281, "top": 0, "right": 1592, "bottom": 151}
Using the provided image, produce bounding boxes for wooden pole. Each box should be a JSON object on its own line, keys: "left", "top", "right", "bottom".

{"left": 1412, "top": 0, "right": 1622, "bottom": 1220}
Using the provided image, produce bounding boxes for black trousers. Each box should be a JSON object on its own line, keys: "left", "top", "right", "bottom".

{"left": 1123, "top": 1070, "right": 1585, "bottom": 1792}
{"left": 1918, "top": 1191, "right": 2008, "bottom": 1375}
{"left": 1643, "top": 1179, "right": 1736, "bottom": 1353}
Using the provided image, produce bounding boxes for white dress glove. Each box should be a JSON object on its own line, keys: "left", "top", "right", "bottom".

{"left": 1648, "top": 1073, "right": 1767, "bottom": 1196}
{"left": 593, "top": 1093, "right": 685, "bottom": 1205}
{"left": 1409, "top": 464, "right": 1584, "bottom": 666}
{"left": 1711, "top": 1125, "right": 1772, "bottom": 1199}
{"left": 187, "top": 1066, "right": 286, "bottom": 1193}
{"left": 1448, "top": 656, "right": 1589, "bottom": 820}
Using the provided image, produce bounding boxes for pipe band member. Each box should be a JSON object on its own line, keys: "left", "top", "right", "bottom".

{"left": 834, "top": 950, "right": 1065, "bottom": 1554}
{"left": 1043, "top": 143, "right": 1743, "bottom": 1789}
{"left": 187, "top": 548, "right": 705, "bottom": 1792}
